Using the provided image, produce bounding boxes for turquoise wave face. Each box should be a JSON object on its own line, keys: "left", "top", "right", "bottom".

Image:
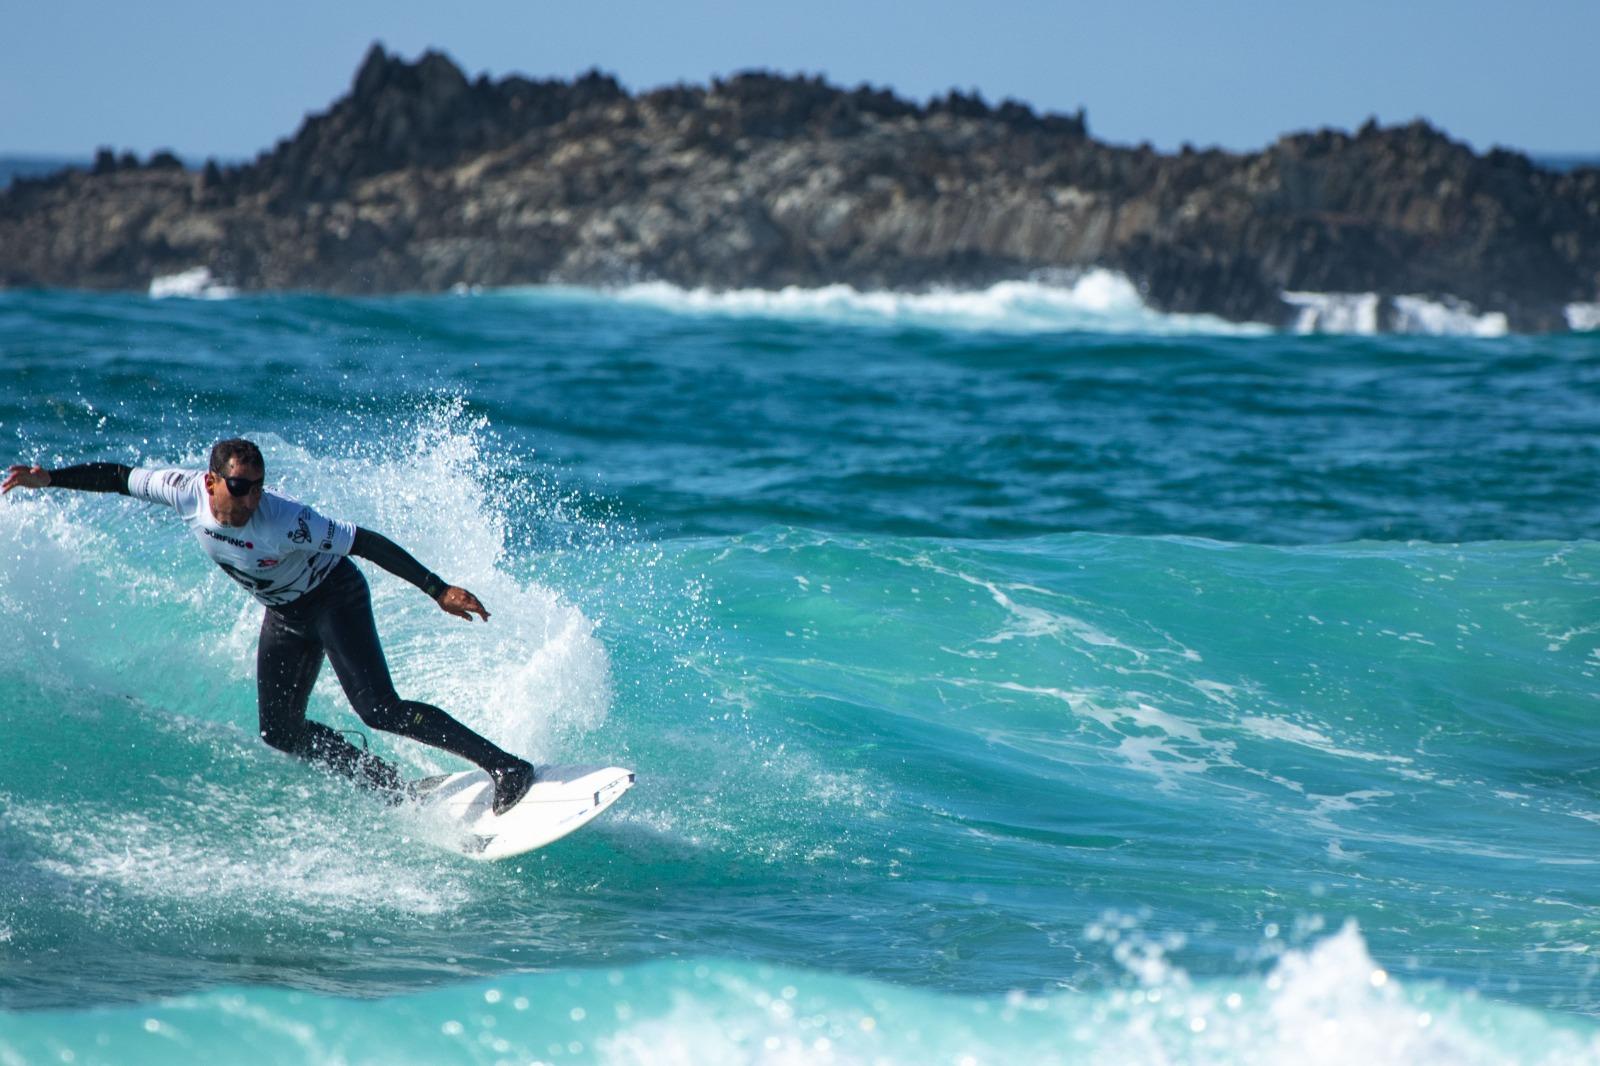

{"left": 3, "top": 288, "right": 1600, "bottom": 1059}
{"left": 6, "top": 483, "right": 1600, "bottom": 1011}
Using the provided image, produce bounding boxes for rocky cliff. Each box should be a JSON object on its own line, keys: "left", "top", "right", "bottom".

{"left": 3, "top": 44, "right": 1596, "bottom": 330}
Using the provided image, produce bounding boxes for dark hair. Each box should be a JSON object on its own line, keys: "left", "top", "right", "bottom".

{"left": 209, "top": 438, "right": 264, "bottom": 474}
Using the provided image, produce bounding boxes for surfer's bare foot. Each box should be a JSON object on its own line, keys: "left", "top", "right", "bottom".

{"left": 489, "top": 759, "right": 535, "bottom": 815}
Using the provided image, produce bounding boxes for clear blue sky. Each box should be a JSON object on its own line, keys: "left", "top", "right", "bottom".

{"left": 5, "top": 0, "right": 1596, "bottom": 160}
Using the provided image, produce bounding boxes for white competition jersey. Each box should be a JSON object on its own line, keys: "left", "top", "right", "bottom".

{"left": 128, "top": 467, "right": 357, "bottom": 607}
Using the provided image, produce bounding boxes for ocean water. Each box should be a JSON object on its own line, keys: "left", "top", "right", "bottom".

{"left": 3, "top": 282, "right": 1600, "bottom": 1064}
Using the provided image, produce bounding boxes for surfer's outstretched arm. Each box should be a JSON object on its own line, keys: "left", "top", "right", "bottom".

{"left": 3, "top": 463, "right": 132, "bottom": 495}
{"left": 349, "top": 526, "right": 490, "bottom": 621}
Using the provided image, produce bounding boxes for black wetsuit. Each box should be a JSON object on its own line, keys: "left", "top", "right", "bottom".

{"left": 44, "top": 463, "right": 527, "bottom": 800}
{"left": 257, "top": 551, "right": 519, "bottom": 795}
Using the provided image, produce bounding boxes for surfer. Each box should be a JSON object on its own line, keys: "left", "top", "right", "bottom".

{"left": 3, "top": 439, "right": 535, "bottom": 814}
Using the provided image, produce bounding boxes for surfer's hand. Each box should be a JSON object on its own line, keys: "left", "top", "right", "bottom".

{"left": 2, "top": 465, "right": 49, "bottom": 494}
{"left": 437, "top": 585, "right": 489, "bottom": 622}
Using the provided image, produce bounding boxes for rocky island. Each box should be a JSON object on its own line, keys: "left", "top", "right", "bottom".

{"left": 3, "top": 44, "right": 1596, "bottom": 331}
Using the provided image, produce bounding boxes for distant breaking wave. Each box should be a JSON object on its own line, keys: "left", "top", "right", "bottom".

{"left": 609, "top": 272, "right": 1267, "bottom": 336}
{"left": 148, "top": 262, "right": 1598, "bottom": 336}
{"left": 604, "top": 273, "right": 1267, "bottom": 336}
{"left": 1283, "top": 291, "right": 1511, "bottom": 337}
{"left": 147, "top": 266, "right": 236, "bottom": 300}
{"left": 608, "top": 276, "right": 1562, "bottom": 337}
{"left": 1567, "top": 302, "right": 1600, "bottom": 331}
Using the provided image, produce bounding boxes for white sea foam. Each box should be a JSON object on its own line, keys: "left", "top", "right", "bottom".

{"left": 1238, "top": 715, "right": 1412, "bottom": 766}
{"left": 1283, "top": 291, "right": 1381, "bottom": 334}
{"left": 583, "top": 923, "right": 1600, "bottom": 1066}
{"left": 1284, "top": 291, "right": 1509, "bottom": 336}
{"left": 506, "top": 277, "right": 1557, "bottom": 336}
{"left": 609, "top": 273, "right": 1271, "bottom": 335}
{"left": 15, "top": 795, "right": 470, "bottom": 916}
{"left": 1391, "top": 295, "right": 1509, "bottom": 336}
{"left": 1566, "top": 303, "right": 1600, "bottom": 331}
{"left": 148, "top": 266, "right": 236, "bottom": 300}
{"left": 990, "top": 680, "right": 1243, "bottom": 791}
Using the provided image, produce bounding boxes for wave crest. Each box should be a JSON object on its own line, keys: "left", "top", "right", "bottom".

{"left": 608, "top": 272, "right": 1270, "bottom": 335}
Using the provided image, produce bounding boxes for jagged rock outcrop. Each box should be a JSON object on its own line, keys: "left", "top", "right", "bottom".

{"left": 2, "top": 43, "right": 1596, "bottom": 330}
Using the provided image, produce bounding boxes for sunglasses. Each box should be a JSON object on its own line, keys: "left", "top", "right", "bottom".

{"left": 221, "top": 474, "right": 265, "bottom": 497}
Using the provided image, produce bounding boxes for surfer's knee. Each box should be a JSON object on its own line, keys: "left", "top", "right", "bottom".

{"left": 353, "top": 697, "right": 418, "bottom": 735}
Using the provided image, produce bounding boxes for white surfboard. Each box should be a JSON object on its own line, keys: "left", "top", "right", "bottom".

{"left": 408, "top": 764, "right": 634, "bottom": 861}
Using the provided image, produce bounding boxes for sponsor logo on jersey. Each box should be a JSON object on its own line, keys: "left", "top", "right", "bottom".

{"left": 164, "top": 471, "right": 187, "bottom": 488}
{"left": 202, "top": 527, "right": 253, "bottom": 549}
{"left": 288, "top": 510, "right": 312, "bottom": 545}
{"left": 257, "top": 557, "right": 280, "bottom": 569}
